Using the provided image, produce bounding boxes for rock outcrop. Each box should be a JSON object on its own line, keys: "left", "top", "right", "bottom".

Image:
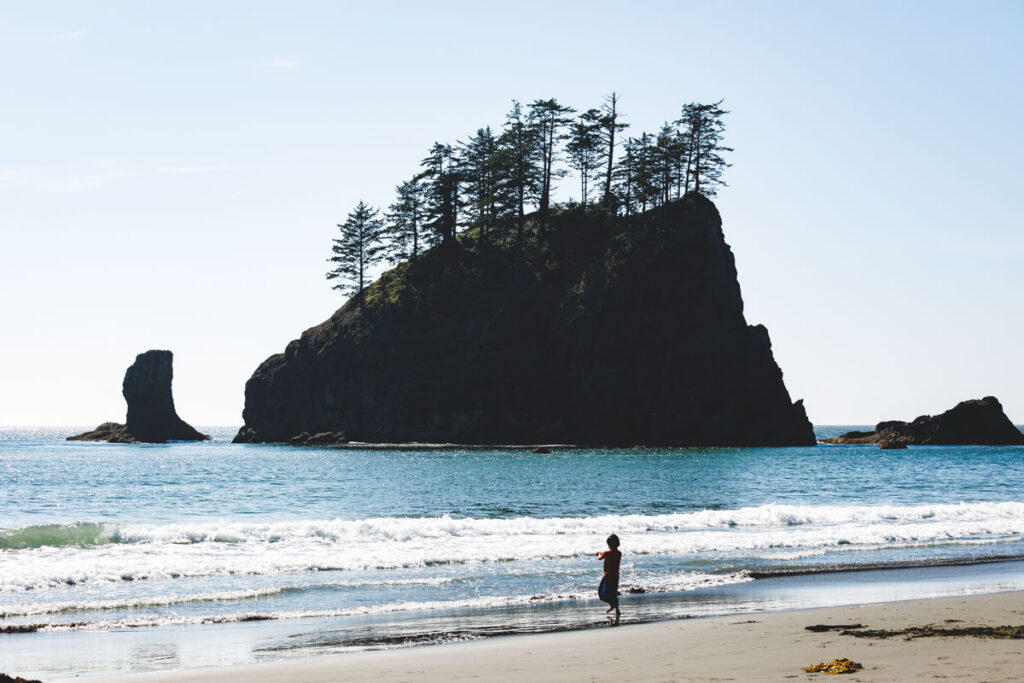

{"left": 68, "top": 350, "right": 209, "bottom": 443}
{"left": 235, "top": 194, "right": 815, "bottom": 446}
{"left": 1, "top": 674, "right": 44, "bottom": 683}
{"left": 822, "top": 396, "right": 1024, "bottom": 446}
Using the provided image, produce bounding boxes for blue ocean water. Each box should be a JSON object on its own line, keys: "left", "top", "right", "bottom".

{"left": 2, "top": 426, "right": 1023, "bottom": 678}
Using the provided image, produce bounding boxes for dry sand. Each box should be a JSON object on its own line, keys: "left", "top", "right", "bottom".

{"left": 89, "top": 591, "right": 1024, "bottom": 682}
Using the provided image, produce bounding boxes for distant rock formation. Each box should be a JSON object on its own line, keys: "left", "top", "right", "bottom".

{"left": 0, "top": 673, "right": 44, "bottom": 683}
{"left": 235, "top": 194, "right": 815, "bottom": 446}
{"left": 822, "top": 397, "right": 1024, "bottom": 446}
{"left": 68, "top": 350, "right": 209, "bottom": 443}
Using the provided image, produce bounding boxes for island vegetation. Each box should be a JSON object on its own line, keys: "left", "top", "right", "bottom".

{"left": 326, "top": 95, "right": 732, "bottom": 299}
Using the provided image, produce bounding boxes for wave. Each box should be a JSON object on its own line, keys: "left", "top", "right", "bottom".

{"left": 0, "top": 522, "right": 117, "bottom": 550}
{"left": 4, "top": 502, "right": 1024, "bottom": 591}
{"left": 0, "top": 571, "right": 752, "bottom": 633}
{"left": 5, "top": 502, "right": 1024, "bottom": 549}
{"left": 0, "top": 577, "right": 460, "bottom": 618}
{"left": 747, "top": 553, "right": 1024, "bottom": 579}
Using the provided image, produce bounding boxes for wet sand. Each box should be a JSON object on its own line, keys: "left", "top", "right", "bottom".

{"left": 81, "top": 590, "right": 1024, "bottom": 682}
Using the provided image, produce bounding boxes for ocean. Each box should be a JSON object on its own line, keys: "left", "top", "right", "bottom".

{"left": 2, "top": 426, "right": 1024, "bottom": 678}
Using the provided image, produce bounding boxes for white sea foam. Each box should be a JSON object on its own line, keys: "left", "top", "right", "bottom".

{"left": 4, "top": 570, "right": 753, "bottom": 632}
{"left": 628, "top": 570, "right": 754, "bottom": 594}
{"left": 2, "top": 502, "right": 1023, "bottom": 592}
{"left": 0, "top": 577, "right": 460, "bottom": 617}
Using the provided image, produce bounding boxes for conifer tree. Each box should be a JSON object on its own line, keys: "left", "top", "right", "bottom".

{"left": 631, "top": 132, "right": 658, "bottom": 213}
{"left": 566, "top": 108, "right": 603, "bottom": 208}
{"left": 420, "top": 142, "right": 461, "bottom": 244}
{"left": 599, "top": 92, "right": 629, "bottom": 210}
{"left": 528, "top": 98, "right": 575, "bottom": 221}
{"left": 385, "top": 177, "right": 427, "bottom": 264}
{"left": 653, "top": 122, "right": 685, "bottom": 205}
{"left": 614, "top": 137, "right": 638, "bottom": 216}
{"left": 497, "top": 101, "right": 542, "bottom": 240}
{"left": 458, "top": 126, "right": 501, "bottom": 235}
{"left": 326, "top": 200, "right": 386, "bottom": 301}
{"left": 678, "top": 101, "right": 732, "bottom": 196}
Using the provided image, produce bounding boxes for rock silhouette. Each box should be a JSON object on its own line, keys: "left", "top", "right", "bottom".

{"left": 68, "top": 350, "right": 209, "bottom": 443}
{"left": 823, "top": 396, "right": 1024, "bottom": 446}
{"left": 235, "top": 195, "right": 815, "bottom": 446}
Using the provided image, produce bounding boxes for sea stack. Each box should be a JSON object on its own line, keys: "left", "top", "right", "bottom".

{"left": 822, "top": 396, "right": 1024, "bottom": 446}
{"left": 68, "top": 350, "right": 209, "bottom": 443}
{"left": 234, "top": 195, "right": 814, "bottom": 446}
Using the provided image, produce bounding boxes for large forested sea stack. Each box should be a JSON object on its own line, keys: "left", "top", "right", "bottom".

{"left": 235, "top": 195, "right": 814, "bottom": 446}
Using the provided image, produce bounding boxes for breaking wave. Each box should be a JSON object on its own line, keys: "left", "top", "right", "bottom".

{"left": 3, "top": 502, "right": 1024, "bottom": 592}
{"left": 5, "top": 502, "right": 1024, "bottom": 548}
{"left": 0, "top": 570, "right": 752, "bottom": 632}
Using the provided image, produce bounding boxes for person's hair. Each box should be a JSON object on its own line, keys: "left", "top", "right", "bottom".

{"left": 607, "top": 534, "right": 620, "bottom": 549}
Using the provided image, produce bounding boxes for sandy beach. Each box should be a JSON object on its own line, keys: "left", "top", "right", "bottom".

{"left": 79, "top": 590, "right": 1023, "bottom": 683}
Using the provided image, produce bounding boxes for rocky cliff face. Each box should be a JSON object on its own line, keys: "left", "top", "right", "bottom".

{"left": 235, "top": 194, "right": 815, "bottom": 446}
{"left": 822, "top": 397, "right": 1024, "bottom": 446}
{"left": 68, "top": 350, "right": 209, "bottom": 443}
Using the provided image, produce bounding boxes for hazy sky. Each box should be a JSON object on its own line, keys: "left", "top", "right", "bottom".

{"left": 2, "top": 1, "right": 1022, "bottom": 426}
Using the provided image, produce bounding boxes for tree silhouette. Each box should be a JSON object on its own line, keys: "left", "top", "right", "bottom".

{"left": 679, "top": 101, "right": 732, "bottom": 196}
{"left": 385, "top": 177, "right": 428, "bottom": 264}
{"left": 599, "top": 92, "right": 629, "bottom": 210}
{"left": 327, "top": 201, "right": 386, "bottom": 302}
{"left": 614, "top": 138, "right": 635, "bottom": 216}
{"left": 497, "top": 101, "right": 541, "bottom": 245}
{"left": 528, "top": 98, "right": 575, "bottom": 222}
{"left": 631, "top": 132, "right": 658, "bottom": 213}
{"left": 459, "top": 126, "right": 501, "bottom": 236}
{"left": 653, "top": 122, "right": 685, "bottom": 205}
{"left": 566, "top": 108, "right": 603, "bottom": 207}
{"left": 420, "top": 142, "right": 461, "bottom": 244}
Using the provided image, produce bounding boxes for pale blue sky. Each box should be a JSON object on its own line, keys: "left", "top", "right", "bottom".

{"left": 1, "top": 1, "right": 1022, "bottom": 426}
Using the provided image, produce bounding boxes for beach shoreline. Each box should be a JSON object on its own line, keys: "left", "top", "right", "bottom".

{"left": 65, "top": 589, "right": 1024, "bottom": 682}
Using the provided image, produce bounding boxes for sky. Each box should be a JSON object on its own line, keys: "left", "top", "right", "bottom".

{"left": 1, "top": 1, "right": 1022, "bottom": 427}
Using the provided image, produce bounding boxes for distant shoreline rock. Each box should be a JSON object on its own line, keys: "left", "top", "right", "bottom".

{"left": 822, "top": 397, "right": 1024, "bottom": 446}
{"left": 68, "top": 350, "right": 209, "bottom": 444}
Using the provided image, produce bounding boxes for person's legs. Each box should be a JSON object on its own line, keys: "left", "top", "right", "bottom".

{"left": 607, "top": 577, "right": 619, "bottom": 615}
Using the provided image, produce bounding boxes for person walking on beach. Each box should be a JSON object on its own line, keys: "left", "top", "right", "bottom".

{"left": 597, "top": 534, "right": 622, "bottom": 619}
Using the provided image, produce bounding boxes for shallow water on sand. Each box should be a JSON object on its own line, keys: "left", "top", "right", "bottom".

{"left": 1, "top": 426, "right": 1023, "bottom": 677}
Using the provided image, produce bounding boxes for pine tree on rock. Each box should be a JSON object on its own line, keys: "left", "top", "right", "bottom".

{"left": 326, "top": 201, "right": 386, "bottom": 303}
{"left": 528, "top": 98, "right": 575, "bottom": 222}
{"left": 385, "top": 177, "right": 428, "bottom": 264}
{"left": 599, "top": 92, "right": 629, "bottom": 211}
{"left": 631, "top": 132, "right": 658, "bottom": 213}
{"left": 458, "top": 126, "right": 501, "bottom": 236}
{"left": 566, "top": 108, "right": 603, "bottom": 208}
{"left": 613, "top": 137, "right": 639, "bottom": 216}
{"left": 420, "top": 142, "right": 461, "bottom": 245}
{"left": 497, "top": 101, "right": 542, "bottom": 245}
{"left": 653, "top": 122, "right": 685, "bottom": 206}
{"left": 678, "top": 101, "right": 732, "bottom": 197}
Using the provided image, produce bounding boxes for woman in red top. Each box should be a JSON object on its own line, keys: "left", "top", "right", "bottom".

{"left": 597, "top": 534, "right": 622, "bottom": 618}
